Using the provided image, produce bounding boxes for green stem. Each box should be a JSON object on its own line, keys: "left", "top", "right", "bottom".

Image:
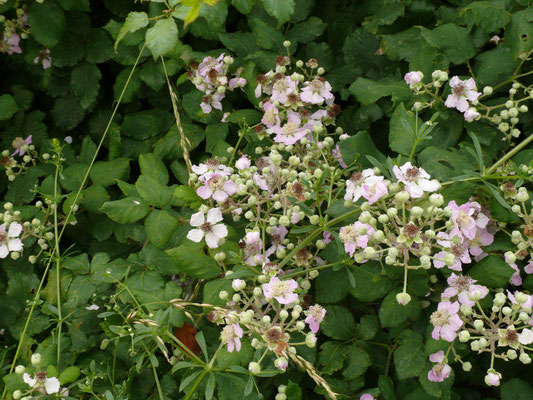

{"left": 53, "top": 156, "right": 62, "bottom": 370}
{"left": 485, "top": 133, "right": 533, "bottom": 175}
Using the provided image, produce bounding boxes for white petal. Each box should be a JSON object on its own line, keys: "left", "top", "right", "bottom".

{"left": 8, "top": 223, "right": 22, "bottom": 237}
{"left": 211, "top": 223, "right": 228, "bottom": 239}
{"left": 519, "top": 329, "right": 533, "bottom": 345}
{"left": 207, "top": 208, "right": 223, "bottom": 224}
{"left": 205, "top": 233, "right": 220, "bottom": 248}
{"left": 8, "top": 238, "right": 23, "bottom": 252}
{"left": 187, "top": 229, "right": 204, "bottom": 242}
{"left": 45, "top": 377, "right": 60, "bottom": 394}
{"left": 23, "top": 373, "right": 36, "bottom": 387}
{"left": 189, "top": 211, "right": 205, "bottom": 227}
{"left": 418, "top": 178, "right": 440, "bottom": 192}
{"left": 0, "top": 245, "right": 9, "bottom": 258}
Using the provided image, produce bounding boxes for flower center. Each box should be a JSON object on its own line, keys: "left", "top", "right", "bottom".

{"left": 0, "top": 231, "right": 7, "bottom": 244}
{"left": 207, "top": 175, "right": 222, "bottom": 190}
{"left": 405, "top": 167, "right": 420, "bottom": 181}
{"left": 452, "top": 83, "right": 466, "bottom": 96}
{"left": 201, "top": 222, "right": 213, "bottom": 233}
{"left": 266, "top": 327, "right": 282, "bottom": 342}
{"left": 264, "top": 109, "right": 277, "bottom": 125}
{"left": 451, "top": 275, "right": 472, "bottom": 291}
{"left": 404, "top": 223, "right": 420, "bottom": 238}
{"left": 273, "top": 79, "right": 289, "bottom": 93}
{"left": 505, "top": 329, "right": 518, "bottom": 343}
{"left": 350, "top": 172, "right": 363, "bottom": 184}
{"left": 272, "top": 281, "right": 290, "bottom": 296}
{"left": 281, "top": 122, "right": 298, "bottom": 137}
{"left": 36, "top": 371, "right": 47, "bottom": 381}
{"left": 339, "top": 225, "right": 356, "bottom": 242}
{"left": 430, "top": 310, "right": 450, "bottom": 326}
{"left": 310, "top": 305, "right": 324, "bottom": 321}
{"left": 450, "top": 245, "right": 464, "bottom": 257}
{"left": 457, "top": 211, "right": 471, "bottom": 227}
{"left": 221, "top": 325, "right": 235, "bottom": 343}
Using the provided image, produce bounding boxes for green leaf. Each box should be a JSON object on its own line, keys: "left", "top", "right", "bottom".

{"left": 262, "top": 0, "right": 295, "bottom": 25}
{"left": 173, "top": 185, "right": 202, "bottom": 208}
{"left": 52, "top": 95, "right": 85, "bottom": 130}
{"left": 140, "top": 60, "right": 166, "bottom": 91}
{"left": 113, "top": 67, "right": 142, "bottom": 103}
{"left": 90, "top": 158, "right": 130, "bottom": 187}
{"left": 0, "top": 94, "right": 19, "bottom": 120}
{"left": 343, "top": 345, "right": 371, "bottom": 379}
{"left": 315, "top": 268, "right": 349, "bottom": 304}
{"left": 203, "top": 278, "right": 233, "bottom": 306}
{"left": 139, "top": 153, "right": 169, "bottom": 185}
{"left": 81, "top": 184, "right": 110, "bottom": 214}
{"left": 379, "top": 290, "right": 421, "bottom": 328}
{"left": 145, "top": 18, "right": 178, "bottom": 59}
{"left": 338, "top": 131, "right": 386, "bottom": 169}
{"left": 86, "top": 28, "right": 114, "bottom": 64}
{"left": 145, "top": 210, "right": 179, "bottom": 248}
{"left": 286, "top": 16, "right": 326, "bottom": 44}
{"left": 28, "top": 2, "right": 66, "bottom": 48}
{"left": 349, "top": 78, "right": 413, "bottom": 105}
{"left": 218, "top": 32, "right": 259, "bottom": 56}
{"left": 166, "top": 243, "right": 221, "bottom": 279}
{"left": 116, "top": 12, "right": 149, "bottom": 50}
{"left": 378, "top": 375, "right": 396, "bottom": 400}
{"left": 135, "top": 175, "right": 173, "bottom": 208}
{"left": 318, "top": 341, "right": 346, "bottom": 374}
{"left": 393, "top": 330, "right": 426, "bottom": 381}
{"left": 420, "top": 23, "right": 476, "bottom": 64}
{"left": 473, "top": 46, "right": 519, "bottom": 86}
{"left": 350, "top": 262, "right": 393, "bottom": 302}
{"left": 468, "top": 255, "right": 514, "bottom": 288}
{"left": 71, "top": 62, "right": 102, "bottom": 109}
{"left": 231, "top": 0, "right": 255, "bottom": 14}
{"left": 285, "top": 381, "right": 302, "bottom": 400}
{"left": 249, "top": 16, "right": 283, "bottom": 50}
{"left": 100, "top": 197, "right": 150, "bottom": 223}
{"left": 501, "top": 378, "right": 533, "bottom": 400}
{"left": 505, "top": 8, "right": 533, "bottom": 59}
{"left": 461, "top": 1, "right": 510, "bottom": 33}
{"left": 389, "top": 103, "right": 419, "bottom": 156}
{"left": 122, "top": 109, "right": 173, "bottom": 140}
{"left": 356, "top": 315, "right": 379, "bottom": 340}
{"left": 322, "top": 305, "right": 355, "bottom": 341}
{"left": 59, "top": 366, "right": 81, "bottom": 385}
{"left": 225, "top": 109, "right": 263, "bottom": 125}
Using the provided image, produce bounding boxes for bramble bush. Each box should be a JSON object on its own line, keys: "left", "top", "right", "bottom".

{"left": 1, "top": 0, "right": 533, "bottom": 399}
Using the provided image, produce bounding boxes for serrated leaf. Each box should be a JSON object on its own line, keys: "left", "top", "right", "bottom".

{"left": 0, "top": 94, "right": 18, "bottom": 120}
{"left": 28, "top": 2, "right": 66, "bottom": 48}
{"left": 322, "top": 305, "right": 355, "bottom": 341}
{"left": 145, "top": 210, "right": 179, "bottom": 247}
{"left": 166, "top": 243, "right": 221, "bottom": 279}
{"left": 343, "top": 345, "right": 371, "bottom": 379}
{"left": 146, "top": 18, "right": 178, "bottom": 59}
{"left": 90, "top": 158, "right": 130, "bottom": 187}
{"left": 393, "top": 330, "right": 426, "bottom": 380}
{"left": 262, "top": 0, "right": 295, "bottom": 25}
{"left": 139, "top": 153, "right": 169, "bottom": 185}
{"left": 100, "top": 198, "right": 150, "bottom": 223}
{"left": 421, "top": 23, "right": 475, "bottom": 64}
{"left": 116, "top": 12, "right": 149, "bottom": 50}
{"left": 136, "top": 175, "right": 173, "bottom": 207}
{"left": 468, "top": 255, "right": 514, "bottom": 288}
{"left": 318, "top": 341, "right": 346, "bottom": 374}
{"left": 71, "top": 62, "right": 102, "bottom": 109}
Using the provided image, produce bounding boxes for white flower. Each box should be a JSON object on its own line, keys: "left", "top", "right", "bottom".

{"left": 23, "top": 372, "right": 60, "bottom": 394}
{"left": 0, "top": 222, "right": 23, "bottom": 258}
{"left": 187, "top": 208, "right": 228, "bottom": 249}
{"left": 85, "top": 304, "right": 99, "bottom": 311}
{"left": 393, "top": 162, "right": 440, "bottom": 198}
{"left": 519, "top": 328, "right": 533, "bottom": 345}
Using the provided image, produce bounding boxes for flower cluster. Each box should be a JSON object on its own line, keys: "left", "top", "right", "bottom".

{"left": 188, "top": 53, "right": 247, "bottom": 113}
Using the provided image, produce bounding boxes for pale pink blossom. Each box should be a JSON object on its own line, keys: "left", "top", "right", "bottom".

{"left": 344, "top": 169, "right": 377, "bottom": 202}
{"left": 221, "top": 323, "right": 243, "bottom": 352}
{"left": 0, "top": 223, "right": 23, "bottom": 258}
{"left": 23, "top": 372, "right": 60, "bottom": 394}
{"left": 261, "top": 102, "right": 280, "bottom": 128}
{"left": 430, "top": 301, "right": 463, "bottom": 342}
{"left": 192, "top": 159, "right": 231, "bottom": 177}
{"left": 519, "top": 328, "right": 533, "bottom": 345}
{"left": 241, "top": 231, "right": 263, "bottom": 266}
{"left": 187, "top": 208, "right": 228, "bottom": 249}
{"left": 265, "top": 226, "right": 288, "bottom": 257}
{"left": 441, "top": 273, "right": 488, "bottom": 306}
{"left": 34, "top": 49, "right": 51, "bottom": 69}
{"left": 427, "top": 351, "right": 451, "bottom": 382}
{"left": 339, "top": 221, "right": 375, "bottom": 257}
{"left": 360, "top": 395, "right": 374, "bottom": 400}
{"left": 332, "top": 145, "right": 347, "bottom": 168}
{"left": 393, "top": 162, "right": 439, "bottom": 198}
{"left": 271, "top": 111, "right": 308, "bottom": 145}
{"left": 11, "top": 135, "right": 32, "bottom": 156}
{"left": 362, "top": 177, "right": 388, "bottom": 205}
{"left": 464, "top": 108, "right": 480, "bottom": 122}
{"left": 484, "top": 370, "right": 501, "bottom": 386}
{"left": 448, "top": 201, "right": 478, "bottom": 240}
{"left": 305, "top": 305, "right": 326, "bottom": 333}
{"left": 404, "top": 71, "right": 422, "bottom": 85}
{"left": 433, "top": 233, "right": 471, "bottom": 271}
{"left": 300, "top": 77, "right": 334, "bottom": 105}
{"left": 200, "top": 92, "right": 224, "bottom": 114}
{"left": 525, "top": 260, "right": 533, "bottom": 274}
{"left": 262, "top": 277, "right": 298, "bottom": 305}
{"left": 6, "top": 34, "right": 22, "bottom": 55}
{"left": 196, "top": 174, "right": 238, "bottom": 202}
{"left": 271, "top": 76, "right": 297, "bottom": 104}
{"left": 445, "top": 77, "right": 481, "bottom": 113}
{"left": 468, "top": 228, "right": 494, "bottom": 256}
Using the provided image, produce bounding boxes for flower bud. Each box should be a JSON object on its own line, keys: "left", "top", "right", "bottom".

{"left": 279, "top": 310, "right": 289, "bottom": 320}
{"left": 248, "top": 362, "right": 261, "bottom": 374}
{"left": 483, "top": 86, "right": 493, "bottom": 95}
{"left": 507, "top": 349, "right": 517, "bottom": 360}
{"left": 520, "top": 352, "right": 532, "bottom": 364}
{"left": 459, "top": 330, "right": 470, "bottom": 342}
{"left": 460, "top": 304, "right": 472, "bottom": 316}
{"left": 31, "top": 353, "right": 41, "bottom": 365}
{"left": 474, "top": 319, "right": 484, "bottom": 331}
{"left": 283, "top": 40, "right": 291, "bottom": 48}
{"left": 219, "top": 291, "right": 229, "bottom": 300}
{"left": 444, "top": 253, "right": 456, "bottom": 267}
{"left": 410, "top": 206, "right": 423, "bottom": 218}
{"left": 462, "top": 361, "right": 472, "bottom": 371}
{"left": 295, "top": 321, "right": 305, "bottom": 330}
{"left": 396, "top": 292, "right": 411, "bottom": 306}
{"left": 305, "top": 333, "right": 317, "bottom": 348}
{"left": 395, "top": 191, "right": 410, "bottom": 203}
{"left": 15, "top": 365, "right": 25, "bottom": 375}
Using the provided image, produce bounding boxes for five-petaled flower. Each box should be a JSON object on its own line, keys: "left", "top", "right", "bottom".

{"left": 187, "top": 208, "right": 228, "bottom": 249}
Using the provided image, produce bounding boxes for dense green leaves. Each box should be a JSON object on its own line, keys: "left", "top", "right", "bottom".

{"left": 101, "top": 197, "right": 150, "bottom": 223}
{"left": 29, "top": 1, "right": 66, "bottom": 48}
{"left": 0, "top": 94, "right": 18, "bottom": 120}
{"left": 322, "top": 305, "right": 355, "bottom": 341}
{"left": 116, "top": 12, "right": 149, "bottom": 49}
{"left": 146, "top": 18, "right": 179, "bottom": 59}
{"left": 166, "top": 243, "right": 221, "bottom": 279}
{"left": 393, "top": 330, "right": 426, "bottom": 380}
{"left": 262, "top": 0, "right": 295, "bottom": 25}
{"left": 468, "top": 255, "right": 514, "bottom": 288}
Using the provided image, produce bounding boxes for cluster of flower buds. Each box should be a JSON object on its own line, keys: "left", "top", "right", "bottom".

{"left": 187, "top": 53, "right": 247, "bottom": 113}
{"left": 1, "top": 135, "right": 36, "bottom": 182}
{"left": 10, "top": 353, "right": 67, "bottom": 399}
{"left": 429, "top": 274, "right": 533, "bottom": 387}
{"left": 0, "top": 9, "right": 29, "bottom": 56}
{"left": 404, "top": 64, "right": 533, "bottom": 139}
{"left": 337, "top": 162, "right": 495, "bottom": 304}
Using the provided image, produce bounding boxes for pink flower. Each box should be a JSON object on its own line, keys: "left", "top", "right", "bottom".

{"left": 196, "top": 174, "right": 238, "bottom": 202}
{"left": 192, "top": 159, "right": 231, "bottom": 177}
{"left": 362, "top": 177, "right": 388, "bottom": 205}
{"left": 433, "top": 233, "right": 471, "bottom": 271}
{"left": 187, "top": 208, "right": 228, "bottom": 249}
{"left": 339, "top": 221, "right": 375, "bottom": 257}
{"left": 261, "top": 102, "right": 280, "bottom": 128}
{"left": 448, "top": 201, "right": 478, "bottom": 240}
{"left": 200, "top": 92, "right": 224, "bottom": 114}
{"left": 229, "top": 76, "right": 246, "bottom": 89}
{"left": 34, "top": 49, "right": 52, "bottom": 69}
{"left": 235, "top": 155, "right": 250, "bottom": 170}
{"left": 11, "top": 135, "right": 32, "bottom": 156}
{"left": 221, "top": 323, "right": 243, "bottom": 352}
{"left": 271, "top": 111, "right": 308, "bottom": 145}
{"left": 197, "top": 54, "right": 225, "bottom": 80}
{"left": 468, "top": 228, "right": 494, "bottom": 256}
{"left": 265, "top": 226, "right": 288, "bottom": 257}
{"left": 241, "top": 231, "right": 263, "bottom": 266}
{"left": 360, "top": 395, "right": 374, "bottom": 400}
{"left": 484, "top": 370, "right": 501, "bottom": 386}
{"left": 442, "top": 273, "right": 488, "bottom": 306}
{"left": 508, "top": 262, "right": 522, "bottom": 286}
{"left": 344, "top": 169, "right": 377, "bottom": 202}
{"left": 404, "top": 71, "right": 423, "bottom": 85}
{"left": 464, "top": 108, "right": 479, "bottom": 122}
{"left": 271, "top": 76, "right": 297, "bottom": 104}
{"left": 322, "top": 231, "right": 333, "bottom": 245}
{"left": 6, "top": 34, "right": 22, "bottom": 55}
{"left": 253, "top": 172, "right": 270, "bottom": 191}
{"left": 525, "top": 260, "right": 533, "bottom": 274}
{"left": 393, "top": 162, "right": 439, "bottom": 198}
{"left": 274, "top": 357, "right": 289, "bottom": 371}
{"left": 430, "top": 301, "right": 463, "bottom": 342}
{"left": 262, "top": 277, "right": 298, "bottom": 305}
{"left": 428, "top": 351, "right": 451, "bottom": 382}
{"left": 445, "top": 77, "right": 481, "bottom": 113}
{"left": 305, "top": 305, "right": 326, "bottom": 333}
{"left": 300, "top": 77, "right": 334, "bottom": 105}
